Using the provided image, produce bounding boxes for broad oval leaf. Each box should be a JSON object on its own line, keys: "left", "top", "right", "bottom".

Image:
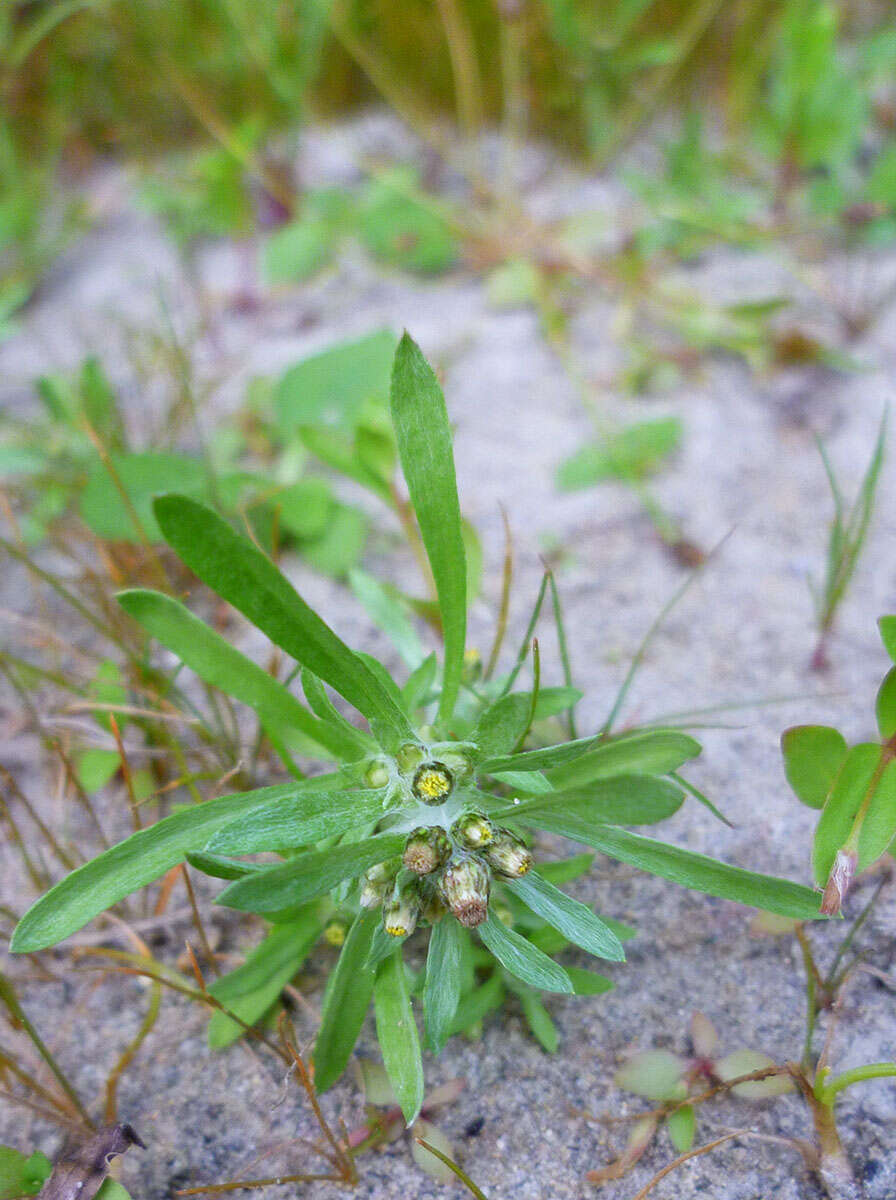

{"left": 390, "top": 334, "right": 466, "bottom": 727}
{"left": 10, "top": 780, "right": 335, "bottom": 952}
{"left": 510, "top": 870, "right": 625, "bottom": 963}
{"left": 152, "top": 494, "right": 412, "bottom": 747}
{"left": 781, "top": 725, "right": 848, "bottom": 809}
{"left": 478, "top": 913, "right": 573, "bottom": 993}
{"left": 715, "top": 1050, "right": 793, "bottom": 1097}
{"left": 876, "top": 667, "right": 896, "bottom": 740}
{"left": 217, "top": 832, "right": 406, "bottom": 913}
{"left": 879, "top": 615, "right": 896, "bottom": 663}
{"left": 375, "top": 952, "right": 425, "bottom": 1125}
{"left": 615, "top": 1049, "right": 686, "bottom": 1100}
{"left": 813, "top": 743, "right": 896, "bottom": 882}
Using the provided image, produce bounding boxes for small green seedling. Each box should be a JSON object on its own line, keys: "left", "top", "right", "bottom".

{"left": 590, "top": 1011, "right": 792, "bottom": 1184}
{"left": 12, "top": 335, "right": 823, "bottom": 1126}
{"left": 809, "top": 412, "right": 886, "bottom": 671}
{"left": 783, "top": 613, "right": 896, "bottom": 912}
{"left": 587, "top": 887, "right": 895, "bottom": 1198}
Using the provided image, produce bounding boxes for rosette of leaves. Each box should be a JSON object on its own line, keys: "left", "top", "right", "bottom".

{"left": 782, "top": 614, "right": 896, "bottom": 914}
{"left": 12, "top": 335, "right": 822, "bottom": 1125}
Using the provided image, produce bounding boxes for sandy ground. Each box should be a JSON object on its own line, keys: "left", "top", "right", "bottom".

{"left": 1, "top": 114, "right": 895, "bottom": 1199}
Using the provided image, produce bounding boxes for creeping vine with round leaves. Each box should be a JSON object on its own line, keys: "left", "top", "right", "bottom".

{"left": 11, "top": 334, "right": 824, "bottom": 1125}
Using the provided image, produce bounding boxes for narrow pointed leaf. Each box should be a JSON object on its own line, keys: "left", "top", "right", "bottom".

{"left": 503, "top": 774, "right": 684, "bottom": 827}
{"left": 152, "top": 494, "right": 412, "bottom": 745}
{"left": 471, "top": 693, "right": 531, "bottom": 761}
{"left": 481, "top": 728, "right": 699, "bottom": 779}
{"left": 510, "top": 870, "right": 625, "bottom": 962}
{"left": 118, "top": 589, "right": 357, "bottom": 761}
{"left": 520, "top": 993, "right": 558, "bottom": 1052}
{"left": 375, "top": 952, "right": 425, "bottom": 1125}
{"left": 567, "top": 966, "right": 614, "bottom": 995}
{"left": 523, "top": 815, "right": 823, "bottom": 920}
{"left": 208, "top": 908, "right": 323, "bottom": 1047}
{"left": 207, "top": 788, "right": 389, "bottom": 854}
{"left": 349, "top": 568, "right": 425, "bottom": 668}
{"left": 11, "top": 780, "right": 336, "bottom": 951}
{"left": 544, "top": 730, "right": 701, "bottom": 791}
{"left": 217, "top": 832, "right": 406, "bottom": 913}
{"left": 424, "top": 918, "right": 463, "bottom": 1053}
{"left": 478, "top": 913, "right": 573, "bottom": 992}
{"left": 390, "top": 334, "right": 466, "bottom": 726}
{"left": 299, "top": 669, "right": 377, "bottom": 757}
{"left": 314, "top": 909, "right": 378, "bottom": 1092}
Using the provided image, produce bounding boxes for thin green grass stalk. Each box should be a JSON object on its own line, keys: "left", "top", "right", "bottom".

{"left": 547, "top": 569, "right": 578, "bottom": 739}
{"left": 499, "top": 570, "right": 549, "bottom": 696}
{"left": 811, "top": 410, "right": 887, "bottom": 670}
{"left": 484, "top": 507, "right": 514, "bottom": 681}
{"left": 0, "top": 974, "right": 94, "bottom": 1127}
{"left": 414, "top": 1137, "right": 490, "bottom": 1199}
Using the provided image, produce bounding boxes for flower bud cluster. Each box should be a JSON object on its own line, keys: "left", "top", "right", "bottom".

{"left": 360, "top": 810, "right": 533, "bottom": 935}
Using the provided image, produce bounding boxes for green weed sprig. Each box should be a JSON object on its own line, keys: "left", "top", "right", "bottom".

{"left": 11, "top": 335, "right": 823, "bottom": 1126}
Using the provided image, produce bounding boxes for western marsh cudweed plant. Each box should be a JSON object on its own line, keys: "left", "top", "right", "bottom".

{"left": 12, "top": 335, "right": 824, "bottom": 1125}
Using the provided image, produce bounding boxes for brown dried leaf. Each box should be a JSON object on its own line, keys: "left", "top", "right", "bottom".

{"left": 38, "top": 1125, "right": 144, "bottom": 1200}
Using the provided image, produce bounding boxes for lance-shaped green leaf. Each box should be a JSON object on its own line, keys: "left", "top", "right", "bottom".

{"left": 781, "top": 725, "right": 848, "bottom": 809}
{"left": 299, "top": 669, "right": 377, "bottom": 758}
{"left": 390, "top": 334, "right": 466, "bottom": 726}
{"left": 207, "top": 788, "right": 389, "bottom": 854}
{"left": 375, "top": 952, "right": 425, "bottom": 1125}
{"left": 152, "top": 494, "right": 412, "bottom": 746}
{"left": 314, "top": 909, "right": 379, "bottom": 1092}
{"left": 471, "top": 692, "right": 531, "bottom": 761}
{"left": 520, "top": 993, "right": 558, "bottom": 1052}
{"left": 567, "top": 966, "right": 614, "bottom": 995}
{"left": 349, "top": 568, "right": 425, "bottom": 669}
{"left": 497, "top": 774, "right": 684, "bottom": 828}
{"left": 510, "top": 870, "right": 625, "bottom": 962}
{"left": 11, "top": 779, "right": 337, "bottom": 952}
{"left": 480, "top": 728, "right": 698, "bottom": 780}
{"left": 478, "top": 914, "right": 573, "bottom": 993}
{"left": 118, "top": 589, "right": 359, "bottom": 761}
{"left": 449, "top": 972, "right": 505, "bottom": 1035}
{"left": 217, "top": 832, "right": 406, "bottom": 913}
{"left": 424, "top": 917, "right": 464, "bottom": 1054}
{"left": 544, "top": 731, "right": 701, "bottom": 791}
{"left": 208, "top": 908, "right": 323, "bottom": 1047}
{"left": 519, "top": 811, "right": 823, "bottom": 919}
{"left": 813, "top": 743, "right": 896, "bottom": 881}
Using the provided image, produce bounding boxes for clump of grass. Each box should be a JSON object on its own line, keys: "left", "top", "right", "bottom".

{"left": 809, "top": 411, "right": 886, "bottom": 671}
